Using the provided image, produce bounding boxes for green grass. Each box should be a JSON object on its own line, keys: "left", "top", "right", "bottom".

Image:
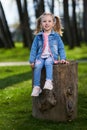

{"left": 0, "top": 43, "right": 87, "bottom": 129}
{"left": 0, "top": 43, "right": 87, "bottom": 62}
{"left": 0, "top": 43, "right": 29, "bottom": 62}
{"left": 0, "top": 63, "right": 87, "bottom": 130}
{"left": 65, "top": 44, "right": 87, "bottom": 60}
{"left": 0, "top": 66, "right": 32, "bottom": 130}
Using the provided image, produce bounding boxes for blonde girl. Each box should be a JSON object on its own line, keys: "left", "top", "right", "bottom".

{"left": 29, "top": 12, "right": 69, "bottom": 96}
{"left": 34, "top": 12, "right": 63, "bottom": 36}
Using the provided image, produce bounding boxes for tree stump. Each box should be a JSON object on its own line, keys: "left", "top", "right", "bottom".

{"left": 32, "top": 61, "right": 78, "bottom": 122}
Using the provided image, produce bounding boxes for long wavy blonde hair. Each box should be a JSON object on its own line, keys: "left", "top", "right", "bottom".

{"left": 34, "top": 12, "right": 63, "bottom": 36}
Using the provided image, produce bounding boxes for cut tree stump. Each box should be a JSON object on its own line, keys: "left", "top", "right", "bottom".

{"left": 32, "top": 61, "right": 78, "bottom": 122}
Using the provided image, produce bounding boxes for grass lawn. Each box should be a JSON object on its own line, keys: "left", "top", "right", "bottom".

{"left": 0, "top": 63, "right": 87, "bottom": 130}
{"left": 65, "top": 44, "right": 87, "bottom": 60}
{"left": 0, "top": 43, "right": 87, "bottom": 130}
{"left": 0, "top": 43, "right": 29, "bottom": 62}
{"left": 0, "top": 43, "right": 87, "bottom": 62}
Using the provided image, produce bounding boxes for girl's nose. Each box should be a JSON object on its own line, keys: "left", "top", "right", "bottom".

{"left": 46, "top": 22, "right": 48, "bottom": 24}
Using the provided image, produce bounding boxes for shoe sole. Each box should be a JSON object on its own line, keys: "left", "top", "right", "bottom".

{"left": 31, "top": 89, "right": 42, "bottom": 97}
{"left": 43, "top": 86, "right": 53, "bottom": 90}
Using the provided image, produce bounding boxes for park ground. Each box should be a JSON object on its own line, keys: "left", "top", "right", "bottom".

{"left": 0, "top": 43, "right": 87, "bottom": 130}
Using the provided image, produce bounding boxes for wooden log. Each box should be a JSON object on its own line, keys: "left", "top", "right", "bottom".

{"left": 32, "top": 61, "right": 78, "bottom": 122}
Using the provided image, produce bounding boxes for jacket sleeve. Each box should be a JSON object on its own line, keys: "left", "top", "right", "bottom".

{"left": 29, "top": 36, "right": 38, "bottom": 63}
{"left": 58, "top": 35, "right": 66, "bottom": 60}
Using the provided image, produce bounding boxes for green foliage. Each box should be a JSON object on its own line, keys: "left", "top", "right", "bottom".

{"left": 0, "top": 63, "right": 87, "bottom": 130}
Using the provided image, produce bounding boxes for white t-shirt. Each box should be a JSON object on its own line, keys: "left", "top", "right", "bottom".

{"left": 41, "top": 33, "right": 51, "bottom": 58}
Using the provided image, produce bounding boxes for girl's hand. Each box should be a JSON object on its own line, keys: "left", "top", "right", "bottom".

{"left": 30, "top": 63, "right": 35, "bottom": 68}
{"left": 60, "top": 60, "right": 69, "bottom": 64}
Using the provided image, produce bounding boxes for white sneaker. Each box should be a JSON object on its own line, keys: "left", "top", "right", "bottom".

{"left": 43, "top": 80, "right": 53, "bottom": 90}
{"left": 31, "top": 86, "right": 42, "bottom": 97}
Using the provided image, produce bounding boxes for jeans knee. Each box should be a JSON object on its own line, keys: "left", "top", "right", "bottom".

{"left": 35, "top": 65, "right": 43, "bottom": 70}
{"left": 45, "top": 58, "right": 53, "bottom": 66}
{"left": 35, "top": 60, "right": 43, "bottom": 69}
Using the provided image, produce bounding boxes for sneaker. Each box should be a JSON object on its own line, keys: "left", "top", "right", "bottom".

{"left": 43, "top": 80, "right": 53, "bottom": 90}
{"left": 31, "top": 86, "right": 42, "bottom": 96}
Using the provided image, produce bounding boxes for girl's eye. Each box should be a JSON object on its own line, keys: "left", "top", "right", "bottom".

{"left": 43, "top": 20, "right": 52, "bottom": 23}
{"left": 43, "top": 21, "right": 46, "bottom": 22}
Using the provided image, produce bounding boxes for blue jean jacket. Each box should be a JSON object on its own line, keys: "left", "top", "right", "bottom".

{"left": 29, "top": 31, "right": 66, "bottom": 63}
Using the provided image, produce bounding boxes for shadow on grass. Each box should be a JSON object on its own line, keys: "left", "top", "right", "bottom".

{"left": 13, "top": 93, "right": 87, "bottom": 130}
{"left": 79, "top": 57, "right": 87, "bottom": 61}
{"left": 0, "top": 71, "right": 32, "bottom": 89}
{"left": 0, "top": 87, "right": 87, "bottom": 130}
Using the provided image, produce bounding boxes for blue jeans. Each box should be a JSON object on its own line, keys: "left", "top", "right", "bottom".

{"left": 33, "top": 57, "right": 53, "bottom": 87}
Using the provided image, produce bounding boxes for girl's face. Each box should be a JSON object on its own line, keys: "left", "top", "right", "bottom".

{"left": 41, "top": 15, "right": 54, "bottom": 33}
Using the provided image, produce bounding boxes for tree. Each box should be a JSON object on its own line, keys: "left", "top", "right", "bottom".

{"left": 71, "top": 0, "right": 80, "bottom": 47}
{"left": 83, "top": 0, "right": 87, "bottom": 43}
{"left": 47, "top": 0, "right": 54, "bottom": 13}
{"left": 32, "top": 61, "right": 78, "bottom": 121}
{"left": 0, "top": 1, "right": 14, "bottom": 48}
{"left": 63, "top": 0, "right": 74, "bottom": 48}
{"left": 16, "top": 0, "right": 33, "bottom": 48}
{"left": 33, "top": 0, "right": 45, "bottom": 18}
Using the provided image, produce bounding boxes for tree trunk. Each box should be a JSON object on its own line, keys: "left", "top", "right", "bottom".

{"left": 72, "top": 0, "right": 80, "bottom": 47}
{"left": 16, "top": 0, "right": 33, "bottom": 48}
{"left": 47, "top": 0, "right": 54, "bottom": 13}
{"left": 32, "top": 61, "right": 78, "bottom": 122}
{"left": 63, "top": 0, "right": 74, "bottom": 48}
{"left": 0, "top": 1, "right": 14, "bottom": 48}
{"left": 83, "top": 0, "right": 87, "bottom": 42}
{"left": 0, "top": 36, "right": 4, "bottom": 48}
{"left": 33, "top": 0, "right": 45, "bottom": 18}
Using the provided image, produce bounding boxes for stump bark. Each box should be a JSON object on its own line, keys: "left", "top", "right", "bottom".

{"left": 32, "top": 61, "right": 78, "bottom": 121}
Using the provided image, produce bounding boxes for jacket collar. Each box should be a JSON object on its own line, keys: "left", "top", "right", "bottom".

{"left": 37, "top": 30, "right": 55, "bottom": 36}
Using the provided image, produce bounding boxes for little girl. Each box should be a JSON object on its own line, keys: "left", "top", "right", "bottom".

{"left": 29, "top": 12, "right": 69, "bottom": 96}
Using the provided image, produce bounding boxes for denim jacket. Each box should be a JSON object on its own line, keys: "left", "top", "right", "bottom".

{"left": 29, "top": 31, "right": 66, "bottom": 63}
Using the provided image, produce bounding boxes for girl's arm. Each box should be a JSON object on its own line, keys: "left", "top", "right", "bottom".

{"left": 30, "top": 63, "right": 35, "bottom": 68}
{"left": 58, "top": 35, "right": 66, "bottom": 60}
{"left": 29, "top": 36, "right": 38, "bottom": 64}
{"left": 57, "top": 35, "right": 69, "bottom": 64}
{"left": 60, "top": 59, "right": 69, "bottom": 64}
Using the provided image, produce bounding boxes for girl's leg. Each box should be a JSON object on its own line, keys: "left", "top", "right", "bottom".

{"left": 31, "top": 58, "right": 44, "bottom": 96}
{"left": 33, "top": 58, "right": 44, "bottom": 87}
{"left": 43, "top": 57, "right": 54, "bottom": 90}
{"left": 45, "top": 57, "right": 53, "bottom": 80}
